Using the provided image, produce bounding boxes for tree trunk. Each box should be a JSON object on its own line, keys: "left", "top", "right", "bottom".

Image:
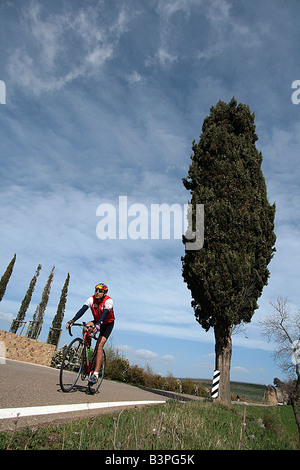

{"left": 290, "top": 373, "right": 300, "bottom": 442}
{"left": 214, "top": 325, "right": 232, "bottom": 406}
{"left": 290, "top": 396, "right": 300, "bottom": 442}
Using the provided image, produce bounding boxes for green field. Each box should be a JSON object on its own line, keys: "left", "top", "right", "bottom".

{"left": 194, "top": 379, "right": 267, "bottom": 402}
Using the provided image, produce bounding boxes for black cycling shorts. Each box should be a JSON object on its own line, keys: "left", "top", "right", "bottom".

{"left": 91, "top": 321, "right": 114, "bottom": 339}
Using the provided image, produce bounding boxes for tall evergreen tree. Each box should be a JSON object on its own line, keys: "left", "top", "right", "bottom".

{"left": 0, "top": 254, "right": 16, "bottom": 302}
{"left": 182, "top": 98, "right": 276, "bottom": 405}
{"left": 27, "top": 266, "right": 55, "bottom": 340}
{"left": 47, "top": 273, "right": 70, "bottom": 347}
{"left": 10, "top": 264, "right": 42, "bottom": 334}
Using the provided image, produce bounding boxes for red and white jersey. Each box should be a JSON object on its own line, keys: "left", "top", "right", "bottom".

{"left": 84, "top": 294, "right": 115, "bottom": 324}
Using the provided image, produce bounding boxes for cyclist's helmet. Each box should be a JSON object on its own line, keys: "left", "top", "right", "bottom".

{"left": 95, "top": 283, "right": 108, "bottom": 293}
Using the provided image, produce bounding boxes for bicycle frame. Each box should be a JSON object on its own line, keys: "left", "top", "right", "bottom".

{"left": 69, "top": 322, "right": 99, "bottom": 378}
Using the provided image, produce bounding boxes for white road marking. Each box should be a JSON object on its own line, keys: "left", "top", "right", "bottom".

{"left": 0, "top": 400, "right": 166, "bottom": 420}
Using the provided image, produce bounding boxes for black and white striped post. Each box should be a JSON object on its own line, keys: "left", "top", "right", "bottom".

{"left": 211, "top": 370, "right": 220, "bottom": 399}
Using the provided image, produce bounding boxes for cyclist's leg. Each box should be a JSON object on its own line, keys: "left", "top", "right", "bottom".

{"left": 94, "top": 336, "right": 106, "bottom": 373}
{"left": 94, "top": 322, "right": 114, "bottom": 373}
{"left": 88, "top": 336, "right": 105, "bottom": 385}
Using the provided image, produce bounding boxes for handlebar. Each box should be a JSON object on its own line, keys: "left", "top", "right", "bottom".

{"left": 67, "top": 322, "right": 86, "bottom": 337}
{"left": 67, "top": 322, "right": 99, "bottom": 340}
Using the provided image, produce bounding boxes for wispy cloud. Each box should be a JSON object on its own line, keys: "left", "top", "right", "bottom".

{"left": 126, "top": 71, "right": 144, "bottom": 84}
{"left": 231, "top": 366, "right": 250, "bottom": 375}
{"left": 6, "top": 2, "right": 131, "bottom": 95}
{"left": 162, "top": 354, "right": 175, "bottom": 364}
{"left": 117, "top": 345, "right": 158, "bottom": 361}
{"left": 156, "top": 0, "right": 202, "bottom": 20}
{"left": 116, "top": 344, "right": 175, "bottom": 367}
{"left": 152, "top": 0, "right": 266, "bottom": 68}
{"left": 0, "top": 312, "right": 14, "bottom": 323}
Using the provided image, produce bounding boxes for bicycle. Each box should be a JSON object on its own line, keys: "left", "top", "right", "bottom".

{"left": 59, "top": 322, "right": 106, "bottom": 394}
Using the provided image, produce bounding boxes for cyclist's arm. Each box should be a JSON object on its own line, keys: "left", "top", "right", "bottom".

{"left": 96, "top": 309, "right": 110, "bottom": 326}
{"left": 95, "top": 298, "right": 113, "bottom": 327}
{"left": 71, "top": 304, "right": 89, "bottom": 322}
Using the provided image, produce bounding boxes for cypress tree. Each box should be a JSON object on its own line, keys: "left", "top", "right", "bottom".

{"left": 182, "top": 98, "right": 276, "bottom": 405}
{"left": 47, "top": 273, "right": 70, "bottom": 347}
{"left": 0, "top": 254, "right": 16, "bottom": 302}
{"left": 10, "top": 264, "right": 42, "bottom": 334}
{"left": 27, "top": 266, "right": 55, "bottom": 340}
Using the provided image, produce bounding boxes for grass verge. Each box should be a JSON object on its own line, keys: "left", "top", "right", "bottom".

{"left": 0, "top": 400, "right": 299, "bottom": 451}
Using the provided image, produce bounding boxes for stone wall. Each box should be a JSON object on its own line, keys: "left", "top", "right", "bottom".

{"left": 0, "top": 330, "right": 56, "bottom": 367}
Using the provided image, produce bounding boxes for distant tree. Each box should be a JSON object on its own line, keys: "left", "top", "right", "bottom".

{"left": 27, "top": 266, "right": 55, "bottom": 340}
{"left": 10, "top": 264, "right": 42, "bottom": 334}
{"left": 182, "top": 98, "right": 276, "bottom": 406}
{"left": 0, "top": 254, "right": 16, "bottom": 302}
{"left": 47, "top": 273, "right": 70, "bottom": 347}
{"left": 260, "top": 296, "right": 300, "bottom": 440}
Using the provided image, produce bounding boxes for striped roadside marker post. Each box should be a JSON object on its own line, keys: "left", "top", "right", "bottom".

{"left": 211, "top": 370, "right": 220, "bottom": 399}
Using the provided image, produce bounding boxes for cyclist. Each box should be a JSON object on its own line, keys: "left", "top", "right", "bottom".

{"left": 66, "top": 283, "right": 114, "bottom": 384}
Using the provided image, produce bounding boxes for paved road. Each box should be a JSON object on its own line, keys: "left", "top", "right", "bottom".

{"left": 0, "top": 359, "right": 166, "bottom": 431}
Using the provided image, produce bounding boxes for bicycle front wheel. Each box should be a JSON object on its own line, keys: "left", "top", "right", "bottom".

{"left": 60, "top": 338, "right": 84, "bottom": 392}
{"left": 88, "top": 349, "right": 106, "bottom": 394}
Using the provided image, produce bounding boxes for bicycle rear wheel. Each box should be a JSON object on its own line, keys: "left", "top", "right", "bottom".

{"left": 60, "top": 338, "right": 84, "bottom": 392}
{"left": 88, "top": 349, "right": 106, "bottom": 394}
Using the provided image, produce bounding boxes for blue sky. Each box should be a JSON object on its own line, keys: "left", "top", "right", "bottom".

{"left": 0, "top": 0, "right": 299, "bottom": 386}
